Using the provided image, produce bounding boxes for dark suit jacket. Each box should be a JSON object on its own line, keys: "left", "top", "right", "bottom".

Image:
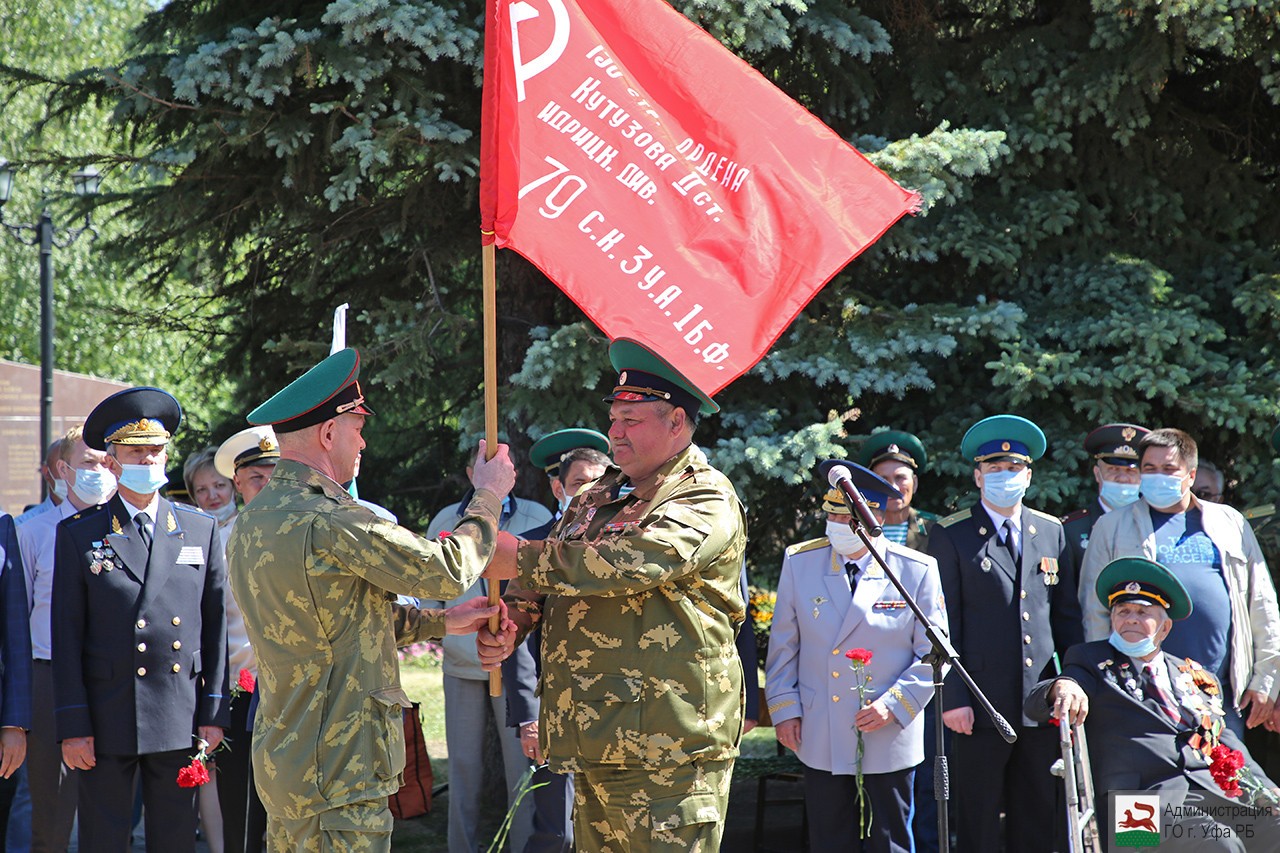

{"left": 929, "top": 502, "right": 1082, "bottom": 727}
{"left": 52, "top": 495, "right": 230, "bottom": 754}
{"left": 1061, "top": 501, "right": 1105, "bottom": 579}
{"left": 0, "top": 514, "right": 32, "bottom": 730}
{"left": 1026, "top": 640, "right": 1273, "bottom": 825}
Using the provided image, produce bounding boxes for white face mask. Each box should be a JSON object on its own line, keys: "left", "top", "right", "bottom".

{"left": 825, "top": 520, "right": 861, "bottom": 556}
{"left": 209, "top": 502, "right": 237, "bottom": 524}
{"left": 71, "top": 468, "right": 117, "bottom": 506}
{"left": 52, "top": 477, "right": 69, "bottom": 500}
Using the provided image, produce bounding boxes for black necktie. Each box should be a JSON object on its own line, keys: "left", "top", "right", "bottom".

{"left": 846, "top": 562, "right": 859, "bottom": 598}
{"left": 1002, "top": 519, "right": 1020, "bottom": 564}
{"left": 135, "top": 512, "right": 153, "bottom": 551}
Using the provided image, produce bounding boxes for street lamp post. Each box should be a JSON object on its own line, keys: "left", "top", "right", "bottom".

{"left": 0, "top": 160, "right": 102, "bottom": 500}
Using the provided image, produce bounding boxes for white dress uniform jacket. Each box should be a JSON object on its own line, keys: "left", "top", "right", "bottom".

{"left": 765, "top": 535, "right": 948, "bottom": 775}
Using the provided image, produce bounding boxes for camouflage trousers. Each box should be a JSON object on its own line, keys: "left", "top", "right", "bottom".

{"left": 266, "top": 799, "right": 393, "bottom": 853}
{"left": 573, "top": 758, "right": 734, "bottom": 853}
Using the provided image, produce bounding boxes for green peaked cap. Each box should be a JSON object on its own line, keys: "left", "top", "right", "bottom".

{"left": 605, "top": 338, "right": 719, "bottom": 416}
{"left": 247, "top": 348, "right": 375, "bottom": 432}
{"left": 1095, "top": 557, "right": 1192, "bottom": 621}
{"left": 530, "top": 428, "right": 611, "bottom": 474}
{"left": 961, "top": 414, "right": 1046, "bottom": 463}
{"left": 858, "top": 430, "right": 928, "bottom": 470}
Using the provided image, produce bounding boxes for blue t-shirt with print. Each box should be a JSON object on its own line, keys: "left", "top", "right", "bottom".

{"left": 1150, "top": 507, "right": 1230, "bottom": 686}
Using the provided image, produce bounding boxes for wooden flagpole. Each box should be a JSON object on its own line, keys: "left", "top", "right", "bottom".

{"left": 483, "top": 241, "right": 503, "bottom": 697}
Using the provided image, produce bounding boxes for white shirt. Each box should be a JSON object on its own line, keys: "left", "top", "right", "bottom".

{"left": 982, "top": 503, "right": 1022, "bottom": 552}
{"left": 15, "top": 499, "right": 77, "bottom": 659}
{"left": 219, "top": 516, "right": 256, "bottom": 678}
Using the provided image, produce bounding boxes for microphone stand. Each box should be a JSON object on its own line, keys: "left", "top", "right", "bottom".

{"left": 834, "top": 478, "right": 1017, "bottom": 853}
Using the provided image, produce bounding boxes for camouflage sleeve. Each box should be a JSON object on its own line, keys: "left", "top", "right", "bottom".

{"left": 516, "top": 481, "right": 744, "bottom": 597}
{"left": 392, "top": 602, "right": 449, "bottom": 645}
{"left": 499, "top": 578, "right": 544, "bottom": 644}
{"left": 324, "top": 489, "right": 502, "bottom": 602}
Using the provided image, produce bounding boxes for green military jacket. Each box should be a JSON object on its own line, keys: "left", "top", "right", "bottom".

{"left": 513, "top": 444, "right": 748, "bottom": 773}
{"left": 227, "top": 459, "right": 500, "bottom": 819}
{"left": 904, "top": 507, "right": 936, "bottom": 554}
{"left": 1247, "top": 503, "right": 1279, "bottom": 584}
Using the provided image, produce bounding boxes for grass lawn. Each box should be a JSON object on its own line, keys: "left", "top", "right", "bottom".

{"left": 390, "top": 665, "right": 782, "bottom": 851}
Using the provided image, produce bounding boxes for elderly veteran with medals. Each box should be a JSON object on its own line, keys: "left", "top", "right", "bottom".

{"left": 1029, "top": 557, "right": 1280, "bottom": 850}
{"left": 766, "top": 466, "right": 946, "bottom": 853}
{"left": 477, "top": 338, "right": 748, "bottom": 853}
{"left": 227, "top": 348, "right": 518, "bottom": 852}
{"left": 52, "top": 387, "right": 230, "bottom": 853}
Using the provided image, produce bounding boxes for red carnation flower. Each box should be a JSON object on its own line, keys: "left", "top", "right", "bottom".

{"left": 237, "top": 669, "right": 256, "bottom": 694}
{"left": 177, "top": 758, "right": 210, "bottom": 788}
{"left": 845, "top": 648, "right": 873, "bottom": 665}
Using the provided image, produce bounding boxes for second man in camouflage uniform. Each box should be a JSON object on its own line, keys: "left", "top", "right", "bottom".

{"left": 479, "top": 338, "right": 748, "bottom": 853}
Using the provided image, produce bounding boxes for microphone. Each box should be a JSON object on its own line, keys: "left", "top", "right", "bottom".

{"left": 823, "top": 463, "right": 885, "bottom": 537}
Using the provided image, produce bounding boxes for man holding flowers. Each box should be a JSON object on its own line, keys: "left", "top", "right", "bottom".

{"left": 765, "top": 463, "right": 947, "bottom": 852}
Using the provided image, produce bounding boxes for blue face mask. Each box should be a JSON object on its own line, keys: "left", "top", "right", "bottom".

{"left": 557, "top": 492, "right": 573, "bottom": 514}
{"left": 1099, "top": 480, "right": 1140, "bottom": 509}
{"left": 1109, "top": 629, "right": 1158, "bottom": 658}
{"left": 1141, "top": 473, "right": 1186, "bottom": 509}
{"left": 117, "top": 463, "right": 169, "bottom": 496}
{"left": 981, "top": 469, "right": 1029, "bottom": 508}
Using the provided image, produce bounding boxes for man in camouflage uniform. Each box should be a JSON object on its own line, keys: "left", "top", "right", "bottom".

{"left": 479, "top": 338, "right": 748, "bottom": 853}
{"left": 228, "top": 348, "right": 518, "bottom": 852}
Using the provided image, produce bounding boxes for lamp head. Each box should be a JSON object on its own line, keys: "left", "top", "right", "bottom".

{"left": 71, "top": 165, "right": 101, "bottom": 198}
{"left": 0, "top": 160, "right": 14, "bottom": 206}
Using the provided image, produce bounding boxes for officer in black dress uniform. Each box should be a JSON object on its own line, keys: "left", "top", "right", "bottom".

{"left": 1061, "top": 423, "right": 1149, "bottom": 572}
{"left": 927, "top": 414, "right": 1082, "bottom": 853}
{"left": 52, "top": 387, "right": 229, "bottom": 853}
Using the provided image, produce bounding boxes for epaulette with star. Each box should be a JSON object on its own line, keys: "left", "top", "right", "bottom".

{"left": 1244, "top": 504, "right": 1275, "bottom": 521}
{"left": 1062, "top": 507, "right": 1090, "bottom": 524}
{"left": 939, "top": 510, "right": 969, "bottom": 528}
{"left": 785, "top": 537, "right": 829, "bottom": 557}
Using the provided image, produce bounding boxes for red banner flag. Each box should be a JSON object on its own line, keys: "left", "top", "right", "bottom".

{"left": 480, "top": 0, "right": 919, "bottom": 395}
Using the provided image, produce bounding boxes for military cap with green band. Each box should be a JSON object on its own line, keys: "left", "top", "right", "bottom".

{"left": 960, "top": 414, "right": 1046, "bottom": 464}
{"left": 603, "top": 338, "right": 718, "bottom": 417}
{"left": 1095, "top": 556, "right": 1192, "bottom": 621}
{"left": 530, "top": 428, "right": 611, "bottom": 477}
{"left": 248, "top": 348, "right": 375, "bottom": 432}
{"left": 858, "top": 430, "right": 928, "bottom": 471}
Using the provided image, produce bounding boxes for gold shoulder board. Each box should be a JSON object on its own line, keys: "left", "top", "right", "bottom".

{"left": 785, "top": 537, "right": 830, "bottom": 557}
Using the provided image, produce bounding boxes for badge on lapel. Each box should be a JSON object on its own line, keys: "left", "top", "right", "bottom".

{"left": 811, "top": 596, "right": 828, "bottom": 619}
